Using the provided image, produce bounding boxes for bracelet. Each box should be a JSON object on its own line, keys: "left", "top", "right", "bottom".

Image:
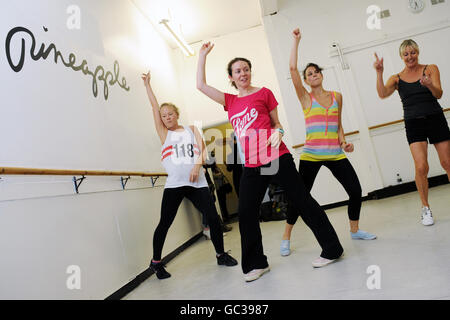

{"left": 276, "top": 128, "right": 285, "bottom": 136}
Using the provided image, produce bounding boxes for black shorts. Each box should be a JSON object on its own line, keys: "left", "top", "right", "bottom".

{"left": 405, "top": 112, "right": 450, "bottom": 145}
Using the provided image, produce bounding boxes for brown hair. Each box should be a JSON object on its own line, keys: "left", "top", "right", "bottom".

{"left": 227, "top": 57, "right": 252, "bottom": 89}
{"left": 303, "top": 63, "right": 323, "bottom": 80}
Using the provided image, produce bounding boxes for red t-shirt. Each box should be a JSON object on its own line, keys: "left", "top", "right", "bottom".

{"left": 224, "top": 87, "right": 290, "bottom": 168}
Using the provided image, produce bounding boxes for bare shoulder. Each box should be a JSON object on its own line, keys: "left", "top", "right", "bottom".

{"left": 334, "top": 91, "right": 343, "bottom": 108}
{"left": 388, "top": 73, "right": 399, "bottom": 81}
{"left": 426, "top": 64, "right": 440, "bottom": 74}
{"left": 387, "top": 73, "right": 399, "bottom": 87}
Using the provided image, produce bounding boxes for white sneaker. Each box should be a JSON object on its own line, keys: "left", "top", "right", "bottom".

{"left": 421, "top": 207, "right": 434, "bottom": 226}
{"left": 312, "top": 253, "right": 344, "bottom": 268}
{"left": 244, "top": 267, "right": 270, "bottom": 282}
{"left": 312, "top": 257, "right": 336, "bottom": 268}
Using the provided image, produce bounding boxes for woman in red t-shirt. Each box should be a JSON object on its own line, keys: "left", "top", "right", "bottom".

{"left": 197, "top": 42, "right": 344, "bottom": 282}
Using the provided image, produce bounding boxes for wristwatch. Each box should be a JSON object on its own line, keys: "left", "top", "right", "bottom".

{"left": 276, "top": 128, "right": 284, "bottom": 136}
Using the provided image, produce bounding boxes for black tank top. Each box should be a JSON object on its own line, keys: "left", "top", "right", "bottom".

{"left": 397, "top": 65, "right": 442, "bottom": 120}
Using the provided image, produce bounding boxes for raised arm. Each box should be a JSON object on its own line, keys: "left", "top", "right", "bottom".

{"left": 196, "top": 42, "right": 226, "bottom": 106}
{"left": 289, "top": 28, "right": 310, "bottom": 109}
{"left": 373, "top": 53, "right": 397, "bottom": 99}
{"left": 141, "top": 71, "right": 168, "bottom": 144}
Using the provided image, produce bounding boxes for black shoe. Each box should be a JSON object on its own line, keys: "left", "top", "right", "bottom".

{"left": 217, "top": 252, "right": 238, "bottom": 267}
{"left": 150, "top": 261, "right": 171, "bottom": 279}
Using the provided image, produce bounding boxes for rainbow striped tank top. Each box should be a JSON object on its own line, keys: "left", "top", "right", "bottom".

{"left": 300, "top": 91, "right": 346, "bottom": 161}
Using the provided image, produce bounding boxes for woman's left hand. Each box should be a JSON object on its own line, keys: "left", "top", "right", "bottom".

{"left": 342, "top": 142, "right": 354, "bottom": 152}
{"left": 420, "top": 75, "right": 432, "bottom": 88}
{"left": 267, "top": 131, "right": 283, "bottom": 149}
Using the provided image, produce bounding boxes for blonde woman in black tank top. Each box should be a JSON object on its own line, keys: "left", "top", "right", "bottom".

{"left": 373, "top": 39, "right": 450, "bottom": 226}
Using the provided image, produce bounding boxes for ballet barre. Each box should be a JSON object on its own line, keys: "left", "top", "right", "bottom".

{"left": 368, "top": 107, "right": 450, "bottom": 130}
{"left": 0, "top": 167, "right": 167, "bottom": 193}
{"left": 292, "top": 108, "right": 449, "bottom": 149}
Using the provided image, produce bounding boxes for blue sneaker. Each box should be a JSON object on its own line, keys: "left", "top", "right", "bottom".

{"left": 280, "top": 240, "right": 291, "bottom": 256}
{"left": 351, "top": 230, "right": 377, "bottom": 240}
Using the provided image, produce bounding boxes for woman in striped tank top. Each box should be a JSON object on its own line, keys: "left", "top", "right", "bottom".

{"left": 141, "top": 71, "right": 237, "bottom": 280}
{"left": 280, "top": 28, "right": 376, "bottom": 257}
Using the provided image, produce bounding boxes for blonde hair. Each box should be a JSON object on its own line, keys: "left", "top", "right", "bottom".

{"left": 160, "top": 103, "right": 180, "bottom": 116}
{"left": 399, "top": 39, "right": 419, "bottom": 57}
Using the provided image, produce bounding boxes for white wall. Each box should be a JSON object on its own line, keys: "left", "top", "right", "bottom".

{"left": 261, "top": 0, "right": 450, "bottom": 204}
{"left": 0, "top": 180, "right": 202, "bottom": 299}
{"left": 0, "top": 0, "right": 202, "bottom": 299}
{"left": 1, "top": 0, "right": 184, "bottom": 171}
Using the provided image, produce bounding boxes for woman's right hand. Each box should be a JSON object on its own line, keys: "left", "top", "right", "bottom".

{"left": 141, "top": 71, "right": 151, "bottom": 87}
{"left": 373, "top": 53, "right": 384, "bottom": 73}
{"left": 341, "top": 142, "right": 354, "bottom": 153}
{"left": 189, "top": 165, "right": 201, "bottom": 183}
{"left": 293, "top": 28, "right": 301, "bottom": 41}
{"left": 199, "top": 42, "right": 214, "bottom": 57}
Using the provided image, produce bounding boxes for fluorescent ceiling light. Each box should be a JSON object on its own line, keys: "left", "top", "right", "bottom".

{"left": 159, "top": 19, "right": 195, "bottom": 57}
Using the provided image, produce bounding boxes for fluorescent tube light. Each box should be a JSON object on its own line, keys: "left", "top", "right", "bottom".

{"left": 159, "top": 19, "right": 195, "bottom": 57}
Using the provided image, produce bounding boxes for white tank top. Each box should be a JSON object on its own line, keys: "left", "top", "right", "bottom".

{"left": 161, "top": 126, "right": 208, "bottom": 189}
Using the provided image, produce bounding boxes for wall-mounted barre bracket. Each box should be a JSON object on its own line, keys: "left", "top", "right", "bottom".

{"left": 331, "top": 42, "right": 349, "bottom": 70}
{"left": 73, "top": 175, "right": 86, "bottom": 194}
{"left": 151, "top": 176, "right": 159, "bottom": 187}
{"left": 121, "top": 176, "right": 130, "bottom": 190}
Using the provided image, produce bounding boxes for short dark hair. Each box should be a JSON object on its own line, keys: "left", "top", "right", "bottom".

{"left": 303, "top": 63, "right": 323, "bottom": 80}
{"left": 227, "top": 57, "right": 252, "bottom": 89}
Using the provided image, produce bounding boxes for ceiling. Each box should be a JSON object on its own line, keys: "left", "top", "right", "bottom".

{"left": 131, "top": 0, "right": 266, "bottom": 48}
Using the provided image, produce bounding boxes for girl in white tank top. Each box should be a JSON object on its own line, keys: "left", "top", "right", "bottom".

{"left": 141, "top": 71, "right": 238, "bottom": 280}
{"left": 161, "top": 125, "right": 208, "bottom": 189}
